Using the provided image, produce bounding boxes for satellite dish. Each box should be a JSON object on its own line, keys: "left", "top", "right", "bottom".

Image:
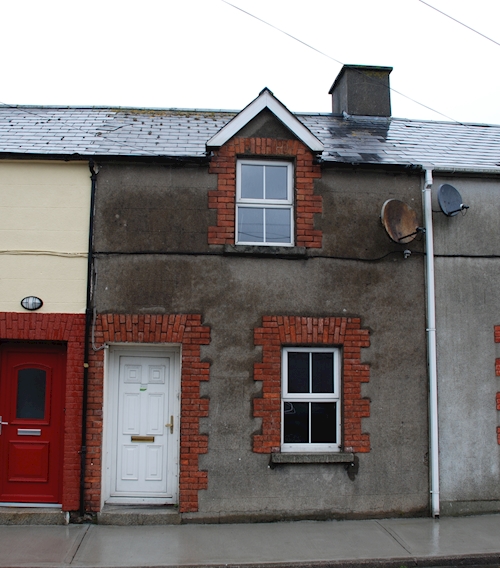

{"left": 381, "top": 199, "right": 419, "bottom": 244}
{"left": 438, "top": 184, "right": 469, "bottom": 216}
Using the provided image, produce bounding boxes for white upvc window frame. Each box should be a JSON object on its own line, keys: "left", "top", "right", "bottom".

{"left": 281, "top": 347, "right": 341, "bottom": 453}
{"left": 236, "top": 159, "right": 294, "bottom": 246}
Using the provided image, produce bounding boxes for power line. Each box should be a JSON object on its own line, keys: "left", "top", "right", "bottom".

{"left": 0, "top": 250, "right": 86, "bottom": 257}
{"left": 220, "top": 0, "right": 462, "bottom": 124}
{"left": 418, "top": 0, "right": 500, "bottom": 48}
{"left": 2, "top": 0, "right": 492, "bottom": 141}
{"left": 221, "top": 0, "right": 343, "bottom": 67}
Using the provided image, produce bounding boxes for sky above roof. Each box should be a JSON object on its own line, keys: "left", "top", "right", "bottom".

{"left": 2, "top": 0, "right": 499, "bottom": 125}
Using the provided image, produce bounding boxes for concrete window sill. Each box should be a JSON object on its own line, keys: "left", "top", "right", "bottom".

{"left": 270, "top": 452, "right": 355, "bottom": 466}
{"left": 223, "top": 244, "right": 307, "bottom": 258}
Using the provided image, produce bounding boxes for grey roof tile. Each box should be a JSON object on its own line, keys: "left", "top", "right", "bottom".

{"left": 0, "top": 106, "right": 499, "bottom": 170}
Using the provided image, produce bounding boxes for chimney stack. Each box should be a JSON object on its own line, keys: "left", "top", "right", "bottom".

{"left": 329, "top": 65, "right": 393, "bottom": 117}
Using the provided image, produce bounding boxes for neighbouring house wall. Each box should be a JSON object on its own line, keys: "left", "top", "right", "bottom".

{"left": 433, "top": 175, "right": 500, "bottom": 515}
{"left": 0, "top": 161, "right": 90, "bottom": 313}
{"left": 90, "top": 156, "right": 429, "bottom": 521}
{"left": 0, "top": 160, "right": 90, "bottom": 511}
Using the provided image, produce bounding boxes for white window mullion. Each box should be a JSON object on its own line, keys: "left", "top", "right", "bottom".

{"left": 308, "top": 353, "right": 312, "bottom": 443}
{"left": 309, "top": 352, "right": 313, "bottom": 393}
{"left": 308, "top": 402, "right": 312, "bottom": 444}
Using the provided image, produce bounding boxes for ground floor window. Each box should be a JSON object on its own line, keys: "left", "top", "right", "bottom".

{"left": 253, "top": 316, "right": 370, "bottom": 456}
{"left": 282, "top": 347, "right": 340, "bottom": 452}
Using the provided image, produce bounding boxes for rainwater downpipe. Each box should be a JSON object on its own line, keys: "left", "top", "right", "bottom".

{"left": 423, "top": 167, "right": 440, "bottom": 518}
{"left": 79, "top": 159, "right": 98, "bottom": 517}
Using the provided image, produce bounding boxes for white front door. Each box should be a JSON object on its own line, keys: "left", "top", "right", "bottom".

{"left": 106, "top": 347, "right": 180, "bottom": 505}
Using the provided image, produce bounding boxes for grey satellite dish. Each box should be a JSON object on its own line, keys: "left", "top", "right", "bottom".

{"left": 438, "top": 184, "right": 469, "bottom": 217}
{"left": 381, "top": 199, "right": 420, "bottom": 244}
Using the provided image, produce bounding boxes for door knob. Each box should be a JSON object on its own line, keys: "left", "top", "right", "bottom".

{"left": 165, "top": 416, "right": 174, "bottom": 434}
{"left": 0, "top": 416, "right": 8, "bottom": 435}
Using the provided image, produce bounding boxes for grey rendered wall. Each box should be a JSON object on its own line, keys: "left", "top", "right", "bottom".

{"left": 93, "top": 161, "right": 429, "bottom": 520}
{"left": 433, "top": 175, "right": 500, "bottom": 515}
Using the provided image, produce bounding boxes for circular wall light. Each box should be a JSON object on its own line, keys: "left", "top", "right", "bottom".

{"left": 20, "top": 296, "right": 43, "bottom": 311}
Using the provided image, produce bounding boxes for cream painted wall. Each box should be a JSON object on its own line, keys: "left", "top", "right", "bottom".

{"left": 0, "top": 161, "right": 90, "bottom": 313}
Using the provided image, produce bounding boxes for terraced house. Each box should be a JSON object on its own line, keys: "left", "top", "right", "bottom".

{"left": 0, "top": 65, "right": 499, "bottom": 524}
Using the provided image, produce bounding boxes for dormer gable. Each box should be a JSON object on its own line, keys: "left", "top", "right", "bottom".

{"left": 206, "top": 88, "right": 324, "bottom": 153}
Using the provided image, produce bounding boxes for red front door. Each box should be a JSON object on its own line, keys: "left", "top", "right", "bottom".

{"left": 0, "top": 344, "right": 65, "bottom": 504}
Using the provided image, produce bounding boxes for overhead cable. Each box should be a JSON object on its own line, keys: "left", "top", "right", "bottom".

{"left": 418, "top": 0, "right": 500, "bottom": 48}
{"left": 221, "top": 0, "right": 475, "bottom": 125}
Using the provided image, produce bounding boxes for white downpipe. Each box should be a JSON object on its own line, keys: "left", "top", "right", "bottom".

{"left": 423, "top": 168, "right": 440, "bottom": 518}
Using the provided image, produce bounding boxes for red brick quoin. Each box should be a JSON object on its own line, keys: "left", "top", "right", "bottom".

{"left": 87, "top": 314, "right": 210, "bottom": 513}
{"left": 494, "top": 325, "right": 500, "bottom": 445}
{"left": 208, "top": 137, "right": 322, "bottom": 248}
{"left": 253, "top": 316, "right": 370, "bottom": 454}
{"left": 0, "top": 312, "right": 86, "bottom": 510}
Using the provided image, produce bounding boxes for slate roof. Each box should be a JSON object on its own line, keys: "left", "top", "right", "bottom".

{"left": 1, "top": 105, "right": 499, "bottom": 171}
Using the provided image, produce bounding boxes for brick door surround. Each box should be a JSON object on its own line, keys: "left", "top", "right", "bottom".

{"left": 87, "top": 314, "right": 210, "bottom": 513}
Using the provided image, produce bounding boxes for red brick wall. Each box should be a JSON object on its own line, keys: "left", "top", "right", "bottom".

{"left": 253, "top": 316, "right": 370, "bottom": 454}
{"left": 208, "top": 137, "right": 322, "bottom": 248}
{"left": 0, "top": 312, "right": 85, "bottom": 510}
{"left": 87, "top": 314, "right": 210, "bottom": 513}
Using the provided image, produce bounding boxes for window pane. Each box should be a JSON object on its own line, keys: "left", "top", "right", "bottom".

{"left": 265, "top": 165, "right": 288, "bottom": 200}
{"left": 238, "top": 207, "right": 264, "bottom": 242}
{"left": 283, "top": 401, "right": 309, "bottom": 443}
{"left": 312, "top": 352, "right": 334, "bottom": 393}
{"left": 241, "top": 164, "right": 264, "bottom": 199}
{"left": 17, "top": 368, "right": 46, "bottom": 419}
{"left": 311, "top": 402, "right": 337, "bottom": 443}
{"left": 288, "top": 352, "right": 309, "bottom": 393}
{"left": 265, "top": 208, "right": 291, "bottom": 244}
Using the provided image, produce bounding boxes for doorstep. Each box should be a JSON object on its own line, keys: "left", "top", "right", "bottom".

{"left": 0, "top": 506, "right": 67, "bottom": 525}
{"left": 97, "top": 504, "right": 182, "bottom": 525}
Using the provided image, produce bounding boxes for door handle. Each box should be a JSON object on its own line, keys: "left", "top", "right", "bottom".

{"left": 0, "top": 416, "right": 8, "bottom": 435}
{"left": 165, "top": 416, "right": 174, "bottom": 434}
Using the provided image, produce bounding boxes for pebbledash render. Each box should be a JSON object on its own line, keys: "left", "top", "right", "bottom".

{"left": 85, "top": 72, "right": 428, "bottom": 522}
{"left": 1, "top": 64, "right": 500, "bottom": 523}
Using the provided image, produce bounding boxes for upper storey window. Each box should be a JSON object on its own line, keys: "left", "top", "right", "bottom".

{"left": 236, "top": 160, "right": 293, "bottom": 246}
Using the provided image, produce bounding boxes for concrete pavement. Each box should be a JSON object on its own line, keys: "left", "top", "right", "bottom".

{"left": 0, "top": 514, "right": 499, "bottom": 568}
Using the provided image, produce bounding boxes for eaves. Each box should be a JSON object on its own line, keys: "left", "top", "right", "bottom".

{"left": 0, "top": 152, "right": 211, "bottom": 165}
{"left": 318, "top": 159, "right": 423, "bottom": 174}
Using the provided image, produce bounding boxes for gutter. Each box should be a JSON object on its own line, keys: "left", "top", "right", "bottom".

{"left": 0, "top": 153, "right": 211, "bottom": 165}
{"left": 80, "top": 160, "right": 97, "bottom": 517}
{"left": 422, "top": 168, "right": 440, "bottom": 518}
{"left": 430, "top": 166, "right": 500, "bottom": 176}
